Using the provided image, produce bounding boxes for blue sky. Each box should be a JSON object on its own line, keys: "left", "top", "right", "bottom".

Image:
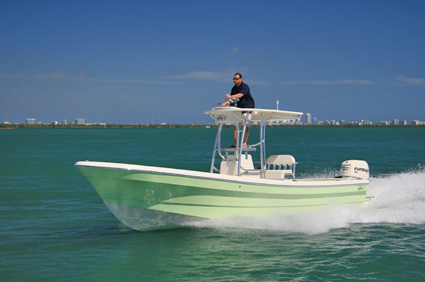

{"left": 1, "top": 0, "right": 424, "bottom": 124}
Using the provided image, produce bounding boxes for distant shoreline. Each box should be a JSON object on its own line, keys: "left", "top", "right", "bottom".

{"left": 3, "top": 124, "right": 425, "bottom": 129}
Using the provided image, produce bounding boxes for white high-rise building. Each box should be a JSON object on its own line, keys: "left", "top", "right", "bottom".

{"left": 26, "top": 118, "right": 36, "bottom": 124}
{"left": 305, "top": 113, "right": 312, "bottom": 124}
{"left": 74, "top": 118, "right": 85, "bottom": 125}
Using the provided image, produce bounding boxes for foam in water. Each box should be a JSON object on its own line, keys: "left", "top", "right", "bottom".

{"left": 184, "top": 169, "right": 425, "bottom": 234}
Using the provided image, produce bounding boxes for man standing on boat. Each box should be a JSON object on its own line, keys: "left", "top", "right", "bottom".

{"left": 221, "top": 73, "right": 255, "bottom": 148}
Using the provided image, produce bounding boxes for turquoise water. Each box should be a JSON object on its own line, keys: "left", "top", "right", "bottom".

{"left": 1, "top": 127, "right": 425, "bottom": 281}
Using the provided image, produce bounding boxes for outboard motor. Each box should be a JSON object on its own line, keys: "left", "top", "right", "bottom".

{"left": 338, "top": 160, "right": 369, "bottom": 180}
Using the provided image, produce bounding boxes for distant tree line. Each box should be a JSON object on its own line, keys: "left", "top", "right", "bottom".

{"left": 4, "top": 123, "right": 424, "bottom": 129}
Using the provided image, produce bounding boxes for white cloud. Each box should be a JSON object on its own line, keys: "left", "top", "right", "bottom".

{"left": 230, "top": 47, "right": 240, "bottom": 54}
{"left": 37, "top": 72, "right": 65, "bottom": 79}
{"left": 168, "top": 70, "right": 269, "bottom": 85}
{"left": 313, "top": 79, "right": 373, "bottom": 85}
{"left": 170, "top": 70, "right": 235, "bottom": 82}
{"left": 0, "top": 72, "right": 181, "bottom": 85}
{"left": 393, "top": 76, "right": 424, "bottom": 85}
{"left": 282, "top": 79, "right": 373, "bottom": 85}
{"left": 3, "top": 69, "right": 268, "bottom": 86}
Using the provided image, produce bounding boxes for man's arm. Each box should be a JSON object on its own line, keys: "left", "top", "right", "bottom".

{"left": 225, "top": 93, "right": 244, "bottom": 99}
{"left": 221, "top": 93, "right": 244, "bottom": 106}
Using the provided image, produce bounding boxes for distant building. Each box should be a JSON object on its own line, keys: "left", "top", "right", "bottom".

{"left": 26, "top": 118, "right": 36, "bottom": 125}
{"left": 392, "top": 118, "right": 399, "bottom": 125}
{"left": 360, "top": 120, "right": 372, "bottom": 125}
{"left": 400, "top": 120, "right": 407, "bottom": 125}
{"left": 74, "top": 118, "right": 85, "bottom": 125}
{"left": 375, "top": 121, "right": 389, "bottom": 125}
{"left": 62, "top": 120, "right": 67, "bottom": 125}
{"left": 347, "top": 121, "right": 361, "bottom": 125}
{"left": 305, "top": 113, "right": 312, "bottom": 124}
{"left": 51, "top": 121, "right": 58, "bottom": 125}
{"left": 412, "top": 120, "right": 425, "bottom": 125}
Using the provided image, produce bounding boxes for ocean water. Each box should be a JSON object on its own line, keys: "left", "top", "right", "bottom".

{"left": 1, "top": 127, "right": 425, "bottom": 281}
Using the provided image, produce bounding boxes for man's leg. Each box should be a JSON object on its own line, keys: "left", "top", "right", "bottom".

{"left": 243, "top": 127, "right": 249, "bottom": 147}
{"left": 232, "top": 127, "right": 237, "bottom": 146}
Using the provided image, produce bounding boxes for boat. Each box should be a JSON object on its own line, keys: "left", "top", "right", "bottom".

{"left": 75, "top": 106, "right": 371, "bottom": 231}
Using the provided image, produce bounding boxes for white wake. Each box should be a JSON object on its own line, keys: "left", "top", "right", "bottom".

{"left": 184, "top": 169, "right": 425, "bottom": 234}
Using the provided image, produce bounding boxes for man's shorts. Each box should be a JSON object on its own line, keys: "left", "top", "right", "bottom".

{"left": 240, "top": 111, "right": 252, "bottom": 127}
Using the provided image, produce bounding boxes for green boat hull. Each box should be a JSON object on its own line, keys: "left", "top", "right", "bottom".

{"left": 75, "top": 161, "right": 369, "bottom": 231}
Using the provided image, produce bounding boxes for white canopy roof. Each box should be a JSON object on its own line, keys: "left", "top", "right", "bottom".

{"left": 205, "top": 107, "right": 303, "bottom": 124}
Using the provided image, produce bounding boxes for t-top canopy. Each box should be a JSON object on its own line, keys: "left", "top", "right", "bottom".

{"left": 205, "top": 107, "right": 303, "bottom": 124}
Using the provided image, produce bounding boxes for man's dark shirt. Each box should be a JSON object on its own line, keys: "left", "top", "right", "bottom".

{"left": 231, "top": 82, "right": 255, "bottom": 108}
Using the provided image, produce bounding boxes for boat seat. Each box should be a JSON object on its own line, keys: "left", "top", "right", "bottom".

{"left": 265, "top": 155, "right": 296, "bottom": 180}
{"left": 220, "top": 154, "right": 255, "bottom": 176}
{"left": 240, "top": 171, "right": 262, "bottom": 178}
